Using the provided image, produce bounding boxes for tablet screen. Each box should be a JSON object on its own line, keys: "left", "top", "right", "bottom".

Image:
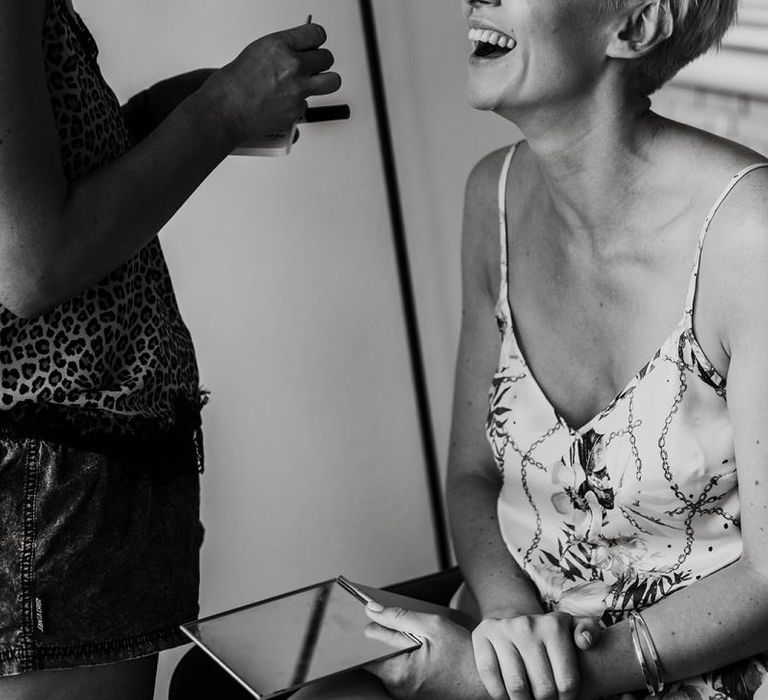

{"left": 181, "top": 578, "right": 421, "bottom": 699}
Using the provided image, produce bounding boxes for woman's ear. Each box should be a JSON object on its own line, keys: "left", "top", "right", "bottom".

{"left": 606, "top": 0, "right": 674, "bottom": 59}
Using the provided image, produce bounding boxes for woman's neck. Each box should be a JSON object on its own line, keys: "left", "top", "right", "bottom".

{"left": 507, "top": 86, "right": 669, "bottom": 247}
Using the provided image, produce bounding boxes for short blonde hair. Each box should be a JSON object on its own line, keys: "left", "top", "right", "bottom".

{"left": 603, "top": 0, "right": 739, "bottom": 94}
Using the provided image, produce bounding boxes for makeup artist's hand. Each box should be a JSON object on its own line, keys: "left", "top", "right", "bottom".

{"left": 200, "top": 22, "right": 341, "bottom": 146}
{"left": 472, "top": 612, "right": 602, "bottom": 700}
{"left": 364, "top": 604, "right": 489, "bottom": 700}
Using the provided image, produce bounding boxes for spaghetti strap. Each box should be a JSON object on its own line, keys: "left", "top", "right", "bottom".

{"left": 684, "top": 162, "right": 768, "bottom": 319}
{"left": 497, "top": 144, "right": 519, "bottom": 314}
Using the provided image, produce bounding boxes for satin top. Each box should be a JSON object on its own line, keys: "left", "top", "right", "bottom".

{"left": 487, "top": 144, "right": 768, "bottom": 698}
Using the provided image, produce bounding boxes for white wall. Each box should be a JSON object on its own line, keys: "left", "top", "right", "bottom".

{"left": 75, "top": 2, "right": 441, "bottom": 698}
{"left": 374, "top": 2, "right": 520, "bottom": 478}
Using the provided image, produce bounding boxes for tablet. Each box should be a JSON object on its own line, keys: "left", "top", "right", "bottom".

{"left": 180, "top": 576, "right": 422, "bottom": 699}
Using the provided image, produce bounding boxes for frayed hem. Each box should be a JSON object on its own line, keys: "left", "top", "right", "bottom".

{"left": 0, "top": 623, "right": 188, "bottom": 676}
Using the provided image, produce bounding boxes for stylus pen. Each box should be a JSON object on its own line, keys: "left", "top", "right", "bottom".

{"left": 337, "top": 576, "right": 376, "bottom": 605}
{"left": 337, "top": 577, "right": 423, "bottom": 646}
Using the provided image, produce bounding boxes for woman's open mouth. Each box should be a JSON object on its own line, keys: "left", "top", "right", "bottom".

{"left": 468, "top": 28, "right": 517, "bottom": 60}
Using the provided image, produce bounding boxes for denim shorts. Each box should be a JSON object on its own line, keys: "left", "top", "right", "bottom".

{"left": 0, "top": 432, "right": 203, "bottom": 676}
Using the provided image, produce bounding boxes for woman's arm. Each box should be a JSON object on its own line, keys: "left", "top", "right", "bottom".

{"left": 447, "top": 150, "right": 544, "bottom": 620}
{"left": 578, "top": 167, "right": 768, "bottom": 697}
{"left": 122, "top": 69, "right": 214, "bottom": 145}
{"left": 577, "top": 565, "right": 768, "bottom": 697}
{"left": 0, "top": 1, "right": 339, "bottom": 318}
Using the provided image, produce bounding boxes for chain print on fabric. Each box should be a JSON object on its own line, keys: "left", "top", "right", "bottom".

{"left": 699, "top": 506, "right": 740, "bottom": 528}
{"left": 486, "top": 373, "right": 527, "bottom": 473}
{"left": 619, "top": 505, "right": 655, "bottom": 536}
{"left": 518, "top": 450, "right": 543, "bottom": 566}
{"left": 666, "top": 473, "right": 738, "bottom": 518}
{"left": 601, "top": 422, "right": 643, "bottom": 452}
{"left": 503, "top": 428, "right": 563, "bottom": 564}
{"left": 627, "top": 390, "right": 644, "bottom": 483}
{"left": 524, "top": 422, "right": 564, "bottom": 472}
{"left": 657, "top": 358, "right": 739, "bottom": 571}
{"left": 657, "top": 359, "right": 697, "bottom": 572}
{"left": 679, "top": 327, "right": 727, "bottom": 399}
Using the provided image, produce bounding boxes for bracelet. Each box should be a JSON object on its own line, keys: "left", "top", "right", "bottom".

{"left": 629, "top": 611, "right": 665, "bottom": 695}
{"left": 634, "top": 612, "right": 665, "bottom": 695}
{"left": 628, "top": 613, "right": 654, "bottom": 694}
{"left": 630, "top": 612, "right": 665, "bottom": 695}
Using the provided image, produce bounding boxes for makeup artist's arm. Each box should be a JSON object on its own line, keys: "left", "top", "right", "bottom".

{"left": 446, "top": 151, "right": 545, "bottom": 621}
{"left": 122, "top": 69, "right": 214, "bottom": 145}
{"left": 0, "top": 2, "right": 340, "bottom": 318}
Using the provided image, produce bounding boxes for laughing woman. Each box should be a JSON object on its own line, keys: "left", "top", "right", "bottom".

{"left": 296, "top": 0, "right": 768, "bottom": 699}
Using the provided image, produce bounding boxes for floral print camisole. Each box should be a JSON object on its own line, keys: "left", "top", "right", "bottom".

{"left": 487, "top": 144, "right": 768, "bottom": 699}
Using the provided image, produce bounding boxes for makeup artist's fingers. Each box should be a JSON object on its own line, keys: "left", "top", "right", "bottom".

{"left": 302, "top": 72, "right": 342, "bottom": 97}
{"left": 281, "top": 22, "right": 328, "bottom": 51}
{"left": 298, "top": 48, "right": 335, "bottom": 75}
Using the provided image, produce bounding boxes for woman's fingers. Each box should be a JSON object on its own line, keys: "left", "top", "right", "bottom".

{"left": 472, "top": 635, "right": 508, "bottom": 700}
{"left": 364, "top": 604, "right": 437, "bottom": 639}
{"left": 364, "top": 622, "right": 416, "bottom": 648}
{"left": 572, "top": 616, "right": 602, "bottom": 651}
{"left": 518, "top": 642, "right": 559, "bottom": 700}
{"left": 497, "top": 644, "right": 532, "bottom": 700}
{"left": 543, "top": 631, "right": 581, "bottom": 700}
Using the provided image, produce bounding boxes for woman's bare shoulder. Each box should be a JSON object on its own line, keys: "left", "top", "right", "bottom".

{"left": 464, "top": 142, "right": 535, "bottom": 228}
{"left": 461, "top": 146, "right": 521, "bottom": 299}
{"left": 706, "top": 160, "right": 768, "bottom": 258}
{"left": 657, "top": 117, "right": 767, "bottom": 182}
{"left": 687, "top": 125, "right": 768, "bottom": 346}
{"left": 466, "top": 146, "right": 516, "bottom": 200}
{"left": 671, "top": 119, "right": 768, "bottom": 229}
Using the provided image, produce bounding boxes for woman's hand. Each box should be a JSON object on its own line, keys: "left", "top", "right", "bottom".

{"left": 472, "top": 612, "right": 602, "bottom": 700}
{"left": 200, "top": 22, "right": 341, "bottom": 147}
{"left": 364, "top": 603, "right": 489, "bottom": 700}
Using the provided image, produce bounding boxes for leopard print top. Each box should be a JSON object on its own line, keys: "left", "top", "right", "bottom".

{"left": 0, "top": 0, "right": 204, "bottom": 470}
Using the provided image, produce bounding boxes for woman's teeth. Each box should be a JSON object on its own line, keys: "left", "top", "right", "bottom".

{"left": 468, "top": 27, "right": 517, "bottom": 57}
